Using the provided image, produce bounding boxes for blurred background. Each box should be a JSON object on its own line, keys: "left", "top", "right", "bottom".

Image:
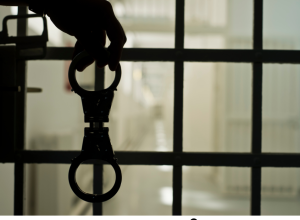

{"left": 1, "top": 0, "right": 300, "bottom": 215}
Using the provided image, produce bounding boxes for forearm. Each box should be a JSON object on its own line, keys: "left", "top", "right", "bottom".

{"left": 0, "top": 0, "right": 28, "bottom": 6}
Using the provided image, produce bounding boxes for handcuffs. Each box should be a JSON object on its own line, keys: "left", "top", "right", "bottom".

{"left": 68, "top": 51, "right": 122, "bottom": 203}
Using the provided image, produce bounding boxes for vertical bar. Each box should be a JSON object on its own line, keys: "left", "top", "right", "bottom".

{"left": 253, "top": 0, "right": 263, "bottom": 50}
{"left": 14, "top": 6, "right": 27, "bottom": 215}
{"left": 173, "top": 0, "right": 184, "bottom": 216}
{"left": 93, "top": 65, "right": 105, "bottom": 215}
{"left": 0, "top": 48, "right": 16, "bottom": 156}
{"left": 173, "top": 62, "right": 184, "bottom": 152}
{"left": 14, "top": 162, "right": 25, "bottom": 215}
{"left": 251, "top": 0, "right": 263, "bottom": 215}
{"left": 93, "top": 164, "right": 103, "bottom": 215}
{"left": 175, "top": 0, "right": 185, "bottom": 49}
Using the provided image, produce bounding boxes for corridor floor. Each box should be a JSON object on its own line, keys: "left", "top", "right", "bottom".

{"left": 100, "top": 120, "right": 300, "bottom": 215}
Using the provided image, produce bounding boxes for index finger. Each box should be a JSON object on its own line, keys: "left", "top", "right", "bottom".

{"left": 99, "top": 1, "right": 126, "bottom": 71}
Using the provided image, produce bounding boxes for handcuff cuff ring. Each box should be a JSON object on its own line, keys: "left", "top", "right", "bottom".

{"left": 68, "top": 153, "right": 122, "bottom": 203}
{"left": 68, "top": 50, "right": 121, "bottom": 97}
{"left": 68, "top": 50, "right": 122, "bottom": 203}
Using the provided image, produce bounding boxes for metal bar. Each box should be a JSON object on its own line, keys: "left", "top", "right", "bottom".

{"left": 0, "top": 47, "right": 17, "bottom": 159}
{"left": 251, "top": 0, "right": 263, "bottom": 215}
{"left": 175, "top": 0, "right": 184, "bottom": 49}
{"left": 173, "top": 61, "right": 183, "bottom": 215}
{"left": 173, "top": 60, "right": 184, "bottom": 153}
{"left": 0, "top": 86, "right": 21, "bottom": 92}
{"left": 251, "top": 64, "right": 263, "bottom": 154}
{"left": 93, "top": 165, "right": 103, "bottom": 215}
{"left": 251, "top": 167, "right": 261, "bottom": 215}
{"left": 93, "top": 65, "right": 105, "bottom": 215}
{"left": 14, "top": 162, "right": 24, "bottom": 215}
{"left": 94, "top": 65, "right": 105, "bottom": 91}
{"left": 173, "top": 165, "right": 182, "bottom": 215}
{"left": 173, "top": 61, "right": 184, "bottom": 154}
{"left": 173, "top": 0, "right": 185, "bottom": 215}
{"left": 253, "top": 1, "right": 263, "bottom": 50}
{"left": 3, "top": 151, "right": 300, "bottom": 167}
{"left": 43, "top": 47, "right": 300, "bottom": 63}
{"left": 14, "top": 6, "right": 27, "bottom": 216}
{"left": 16, "top": 8, "right": 27, "bottom": 37}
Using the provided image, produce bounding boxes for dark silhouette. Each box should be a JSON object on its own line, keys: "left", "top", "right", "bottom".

{"left": 1, "top": 0, "right": 126, "bottom": 71}
{"left": 68, "top": 50, "right": 122, "bottom": 202}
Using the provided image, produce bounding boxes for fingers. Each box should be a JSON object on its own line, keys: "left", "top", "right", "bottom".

{"left": 75, "top": 28, "right": 109, "bottom": 68}
{"left": 95, "top": 1, "right": 127, "bottom": 71}
{"left": 73, "top": 0, "right": 126, "bottom": 71}
{"left": 106, "top": 22, "right": 126, "bottom": 71}
{"left": 72, "top": 41, "right": 94, "bottom": 72}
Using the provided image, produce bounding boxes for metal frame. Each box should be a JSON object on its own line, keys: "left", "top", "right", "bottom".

{"left": 2, "top": 0, "right": 300, "bottom": 215}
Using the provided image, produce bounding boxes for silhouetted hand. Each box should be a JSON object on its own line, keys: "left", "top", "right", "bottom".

{"left": 46, "top": 0, "right": 126, "bottom": 71}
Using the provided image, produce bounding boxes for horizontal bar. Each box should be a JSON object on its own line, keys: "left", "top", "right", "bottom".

{"left": 2, "top": 151, "right": 300, "bottom": 167}
{"left": 0, "top": 86, "right": 21, "bottom": 92}
{"left": 42, "top": 47, "right": 300, "bottom": 64}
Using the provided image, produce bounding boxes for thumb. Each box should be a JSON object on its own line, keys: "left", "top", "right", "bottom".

{"left": 72, "top": 41, "right": 94, "bottom": 72}
{"left": 75, "top": 31, "right": 109, "bottom": 69}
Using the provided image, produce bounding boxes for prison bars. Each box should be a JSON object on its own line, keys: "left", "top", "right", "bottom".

{"left": 10, "top": 0, "right": 300, "bottom": 215}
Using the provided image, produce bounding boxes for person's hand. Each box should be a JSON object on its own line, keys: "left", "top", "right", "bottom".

{"left": 46, "top": 0, "right": 126, "bottom": 71}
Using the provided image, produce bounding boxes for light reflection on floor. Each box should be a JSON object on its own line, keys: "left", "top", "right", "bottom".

{"left": 154, "top": 120, "right": 170, "bottom": 152}
{"left": 160, "top": 187, "right": 229, "bottom": 211}
{"left": 102, "top": 119, "right": 300, "bottom": 215}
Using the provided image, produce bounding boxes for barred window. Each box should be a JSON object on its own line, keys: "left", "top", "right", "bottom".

{"left": 1, "top": 0, "right": 300, "bottom": 216}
